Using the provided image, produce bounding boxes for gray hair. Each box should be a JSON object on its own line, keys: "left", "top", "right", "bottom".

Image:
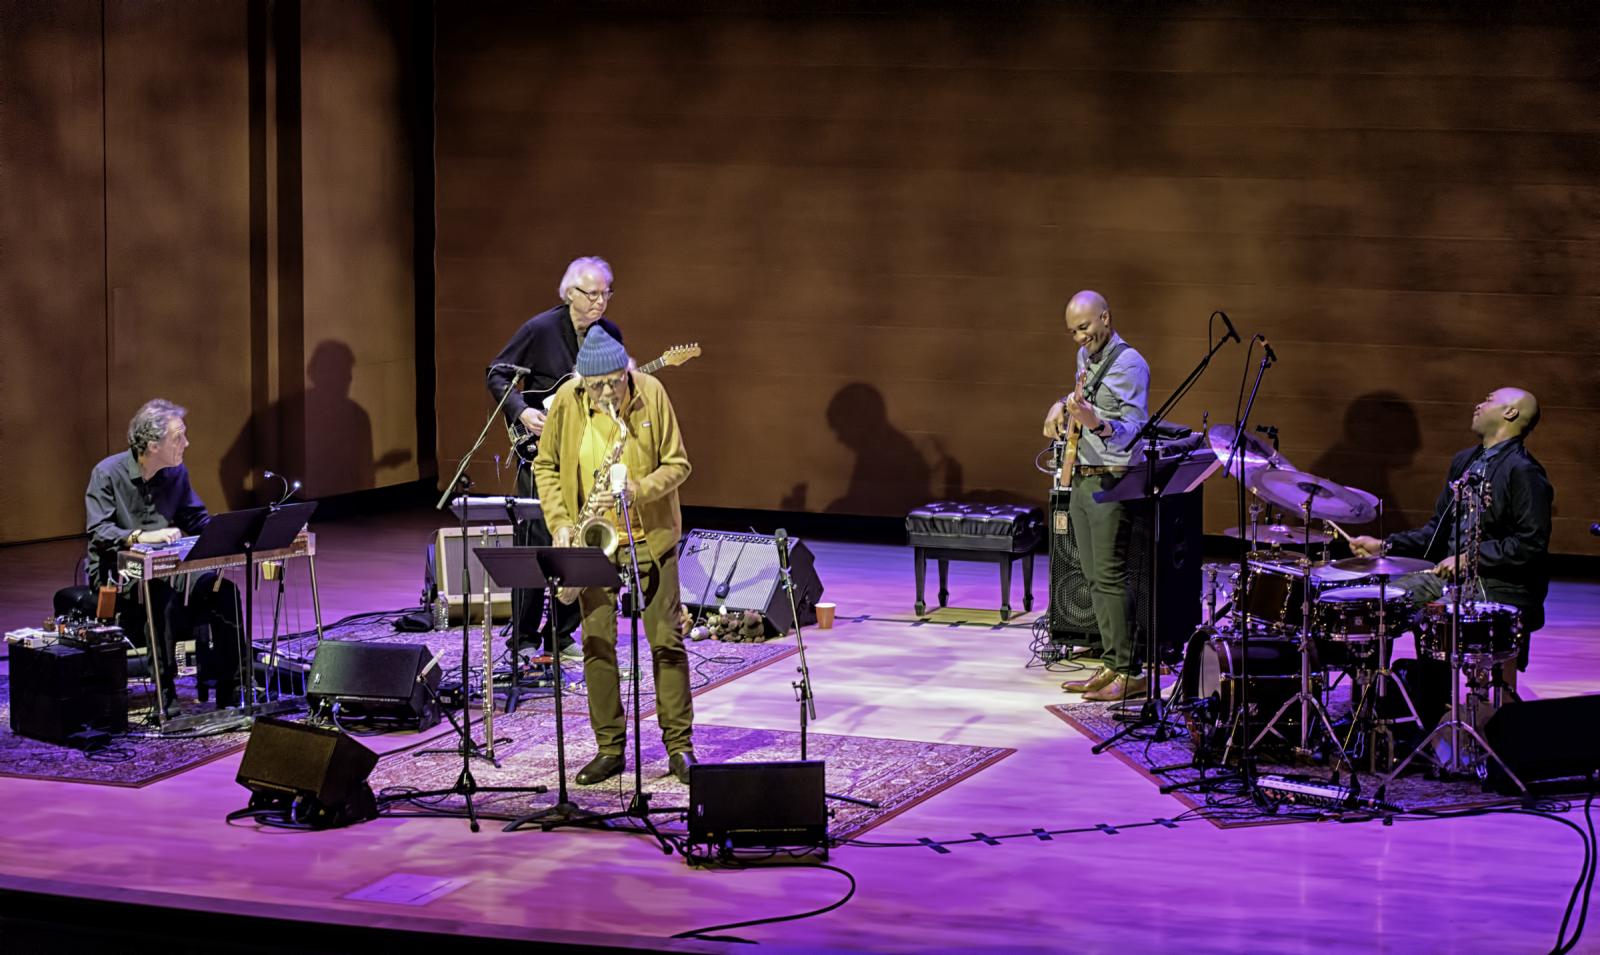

{"left": 128, "top": 399, "right": 186, "bottom": 457}
{"left": 557, "top": 256, "right": 614, "bottom": 301}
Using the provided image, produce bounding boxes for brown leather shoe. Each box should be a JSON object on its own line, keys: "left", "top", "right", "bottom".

{"left": 1083, "top": 673, "right": 1150, "bottom": 702}
{"left": 1062, "top": 667, "right": 1116, "bottom": 693}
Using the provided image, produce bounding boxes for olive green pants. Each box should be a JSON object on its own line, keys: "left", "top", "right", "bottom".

{"left": 577, "top": 551, "right": 693, "bottom": 757}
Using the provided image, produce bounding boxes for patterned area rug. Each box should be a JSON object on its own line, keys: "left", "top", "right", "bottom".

{"left": 1048, "top": 697, "right": 1517, "bottom": 828}
{"left": 0, "top": 620, "right": 797, "bottom": 788}
{"left": 370, "top": 719, "right": 1014, "bottom": 841}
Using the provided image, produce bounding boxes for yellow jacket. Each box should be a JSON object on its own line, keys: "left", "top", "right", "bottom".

{"left": 533, "top": 371, "right": 690, "bottom": 562}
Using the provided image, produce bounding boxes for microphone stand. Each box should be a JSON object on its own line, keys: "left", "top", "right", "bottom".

{"left": 1092, "top": 323, "right": 1230, "bottom": 754}
{"left": 775, "top": 532, "right": 878, "bottom": 809}
{"left": 418, "top": 372, "right": 523, "bottom": 831}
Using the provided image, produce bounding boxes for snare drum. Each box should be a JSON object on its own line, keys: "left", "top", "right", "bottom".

{"left": 1181, "top": 633, "right": 1308, "bottom": 759}
{"left": 1313, "top": 586, "right": 1417, "bottom": 644}
{"left": 1415, "top": 601, "right": 1521, "bottom": 662}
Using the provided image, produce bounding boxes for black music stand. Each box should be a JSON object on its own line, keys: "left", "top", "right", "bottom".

{"left": 449, "top": 495, "right": 543, "bottom": 709}
{"left": 146, "top": 507, "right": 270, "bottom": 730}
{"left": 504, "top": 546, "right": 621, "bottom": 832}
{"left": 474, "top": 546, "right": 548, "bottom": 716}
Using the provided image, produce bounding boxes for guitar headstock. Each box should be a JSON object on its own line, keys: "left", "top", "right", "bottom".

{"left": 658, "top": 343, "right": 701, "bottom": 367}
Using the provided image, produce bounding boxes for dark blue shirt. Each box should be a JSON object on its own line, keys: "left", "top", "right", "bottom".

{"left": 85, "top": 450, "right": 211, "bottom": 584}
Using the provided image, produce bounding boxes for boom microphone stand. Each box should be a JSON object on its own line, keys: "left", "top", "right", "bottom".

{"left": 1092, "top": 316, "right": 1233, "bottom": 753}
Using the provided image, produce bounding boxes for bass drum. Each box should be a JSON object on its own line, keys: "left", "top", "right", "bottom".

{"left": 1180, "top": 632, "right": 1308, "bottom": 762}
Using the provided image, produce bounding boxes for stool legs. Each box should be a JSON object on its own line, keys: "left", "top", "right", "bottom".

{"left": 913, "top": 547, "right": 927, "bottom": 616}
{"left": 1022, "top": 552, "right": 1034, "bottom": 613}
{"left": 937, "top": 560, "right": 949, "bottom": 609}
{"left": 998, "top": 556, "right": 1012, "bottom": 621}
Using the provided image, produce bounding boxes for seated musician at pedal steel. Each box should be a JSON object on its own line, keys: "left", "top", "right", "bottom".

{"left": 84, "top": 399, "right": 244, "bottom": 715}
{"left": 1350, "top": 387, "right": 1552, "bottom": 693}
{"left": 1041, "top": 290, "right": 1152, "bottom": 702}
{"left": 532, "top": 328, "right": 697, "bottom": 785}
{"left": 487, "top": 256, "right": 627, "bottom": 661}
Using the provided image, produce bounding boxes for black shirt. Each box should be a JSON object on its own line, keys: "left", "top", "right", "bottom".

{"left": 85, "top": 450, "right": 211, "bottom": 585}
{"left": 485, "top": 303, "right": 624, "bottom": 425}
{"left": 1385, "top": 437, "right": 1553, "bottom": 629}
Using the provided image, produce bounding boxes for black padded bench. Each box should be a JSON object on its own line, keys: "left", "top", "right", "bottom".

{"left": 905, "top": 502, "right": 1043, "bottom": 621}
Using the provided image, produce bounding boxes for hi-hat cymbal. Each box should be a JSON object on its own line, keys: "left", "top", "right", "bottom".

{"left": 1250, "top": 468, "right": 1379, "bottom": 524}
{"left": 1222, "top": 523, "right": 1330, "bottom": 546}
{"left": 1207, "top": 424, "right": 1293, "bottom": 479}
{"left": 1331, "top": 554, "right": 1433, "bottom": 577}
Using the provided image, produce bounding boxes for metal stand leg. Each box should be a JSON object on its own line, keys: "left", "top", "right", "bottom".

{"left": 142, "top": 578, "right": 169, "bottom": 728}
{"left": 306, "top": 553, "right": 326, "bottom": 642}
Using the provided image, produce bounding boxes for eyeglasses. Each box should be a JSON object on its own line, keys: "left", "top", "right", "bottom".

{"left": 571, "top": 286, "right": 613, "bottom": 303}
{"left": 587, "top": 374, "right": 627, "bottom": 392}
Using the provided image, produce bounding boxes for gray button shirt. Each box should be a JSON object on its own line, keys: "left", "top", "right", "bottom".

{"left": 1073, "top": 331, "right": 1151, "bottom": 468}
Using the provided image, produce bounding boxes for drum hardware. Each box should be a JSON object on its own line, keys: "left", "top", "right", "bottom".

{"left": 1378, "top": 476, "right": 1526, "bottom": 795}
{"left": 1316, "top": 579, "right": 1426, "bottom": 772}
{"left": 1243, "top": 475, "right": 1358, "bottom": 774}
{"left": 1223, "top": 523, "right": 1330, "bottom": 547}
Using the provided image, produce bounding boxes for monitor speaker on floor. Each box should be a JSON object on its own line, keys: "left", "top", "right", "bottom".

{"left": 1483, "top": 694, "right": 1600, "bottom": 794}
{"left": 234, "top": 717, "right": 379, "bottom": 829}
{"left": 307, "top": 641, "right": 441, "bottom": 730}
{"left": 687, "top": 760, "right": 828, "bottom": 863}
{"left": 678, "top": 530, "right": 824, "bottom": 636}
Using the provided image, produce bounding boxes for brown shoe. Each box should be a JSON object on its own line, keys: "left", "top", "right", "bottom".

{"left": 1083, "top": 673, "right": 1150, "bottom": 703}
{"left": 1062, "top": 667, "right": 1116, "bottom": 693}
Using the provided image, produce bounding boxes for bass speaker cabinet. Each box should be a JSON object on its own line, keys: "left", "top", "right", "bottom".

{"left": 678, "top": 530, "right": 824, "bottom": 636}
{"left": 8, "top": 641, "right": 129, "bottom": 744}
{"left": 236, "top": 717, "right": 379, "bottom": 829}
{"left": 687, "top": 760, "right": 828, "bottom": 861}
{"left": 431, "top": 525, "right": 515, "bottom": 624}
{"left": 1483, "top": 695, "right": 1600, "bottom": 794}
{"left": 307, "top": 641, "right": 441, "bottom": 730}
{"left": 1048, "top": 485, "right": 1202, "bottom": 663}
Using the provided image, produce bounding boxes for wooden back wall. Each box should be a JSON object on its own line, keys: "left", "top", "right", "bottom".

{"left": 435, "top": 2, "right": 1598, "bottom": 555}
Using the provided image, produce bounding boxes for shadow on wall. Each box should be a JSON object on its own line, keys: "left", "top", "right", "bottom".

{"left": 219, "top": 340, "right": 411, "bottom": 507}
{"left": 778, "top": 382, "right": 932, "bottom": 516}
{"left": 1308, "top": 390, "right": 1422, "bottom": 533}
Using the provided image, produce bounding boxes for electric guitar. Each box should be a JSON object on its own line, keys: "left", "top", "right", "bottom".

{"left": 1057, "top": 367, "right": 1089, "bottom": 487}
{"left": 507, "top": 343, "right": 701, "bottom": 463}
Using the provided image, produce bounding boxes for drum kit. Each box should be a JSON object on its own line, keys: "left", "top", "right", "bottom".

{"left": 1179, "top": 424, "right": 1526, "bottom": 789}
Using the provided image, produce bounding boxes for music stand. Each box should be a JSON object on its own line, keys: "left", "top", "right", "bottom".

{"left": 1088, "top": 441, "right": 1217, "bottom": 754}
{"left": 450, "top": 495, "right": 543, "bottom": 702}
{"left": 504, "top": 546, "right": 622, "bottom": 832}
{"left": 474, "top": 545, "right": 547, "bottom": 716}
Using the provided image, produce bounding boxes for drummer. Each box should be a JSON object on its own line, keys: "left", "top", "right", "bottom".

{"left": 1349, "top": 387, "right": 1552, "bottom": 693}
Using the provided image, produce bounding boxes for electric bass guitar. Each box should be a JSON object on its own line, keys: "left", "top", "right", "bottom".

{"left": 1057, "top": 367, "right": 1089, "bottom": 487}
{"left": 507, "top": 343, "right": 701, "bottom": 463}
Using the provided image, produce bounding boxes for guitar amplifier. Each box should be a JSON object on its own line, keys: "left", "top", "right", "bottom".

{"left": 9, "top": 641, "right": 129, "bottom": 743}
{"left": 678, "top": 530, "right": 823, "bottom": 636}
{"left": 431, "top": 525, "right": 515, "bottom": 624}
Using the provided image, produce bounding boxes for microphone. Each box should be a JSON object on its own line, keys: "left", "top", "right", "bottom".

{"left": 1260, "top": 337, "right": 1278, "bottom": 364}
{"left": 493, "top": 362, "right": 532, "bottom": 377}
{"left": 774, "top": 528, "right": 791, "bottom": 574}
{"left": 608, "top": 461, "right": 629, "bottom": 499}
{"left": 1217, "top": 310, "right": 1240, "bottom": 345}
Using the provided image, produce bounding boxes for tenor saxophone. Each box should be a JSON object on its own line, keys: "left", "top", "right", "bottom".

{"left": 557, "top": 401, "right": 629, "bottom": 604}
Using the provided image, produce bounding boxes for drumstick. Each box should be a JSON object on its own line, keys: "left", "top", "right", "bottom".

{"left": 1324, "top": 520, "right": 1356, "bottom": 545}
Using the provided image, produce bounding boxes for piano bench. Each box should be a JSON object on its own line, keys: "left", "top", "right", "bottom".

{"left": 904, "top": 502, "right": 1044, "bottom": 621}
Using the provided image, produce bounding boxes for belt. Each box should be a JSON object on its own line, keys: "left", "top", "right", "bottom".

{"left": 1074, "top": 465, "right": 1128, "bottom": 478}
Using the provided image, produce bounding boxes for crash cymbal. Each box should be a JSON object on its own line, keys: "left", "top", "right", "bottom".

{"left": 1206, "top": 424, "right": 1293, "bottom": 479}
{"left": 1250, "top": 468, "right": 1379, "bottom": 524}
{"left": 1331, "top": 555, "right": 1433, "bottom": 577}
{"left": 1223, "top": 523, "right": 1330, "bottom": 546}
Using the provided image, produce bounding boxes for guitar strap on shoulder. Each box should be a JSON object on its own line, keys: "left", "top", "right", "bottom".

{"left": 1082, "top": 341, "right": 1129, "bottom": 402}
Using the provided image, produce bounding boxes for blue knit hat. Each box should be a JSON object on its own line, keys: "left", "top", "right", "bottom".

{"left": 574, "top": 327, "right": 629, "bottom": 377}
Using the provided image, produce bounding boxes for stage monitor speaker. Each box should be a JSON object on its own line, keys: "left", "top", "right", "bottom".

{"left": 1047, "top": 485, "right": 1203, "bottom": 662}
{"left": 687, "top": 760, "right": 828, "bottom": 859}
{"left": 1483, "top": 695, "right": 1600, "bottom": 794}
{"left": 678, "top": 530, "right": 823, "bottom": 636}
{"left": 431, "top": 525, "right": 516, "bottom": 623}
{"left": 307, "top": 641, "right": 441, "bottom": 730}
{"left": 236, "top": 717, "right": 379, "bottom": 828}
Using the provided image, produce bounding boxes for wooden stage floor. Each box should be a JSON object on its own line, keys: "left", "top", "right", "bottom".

{"left": 1, "top": 510, "right": 1596, "bottom": 953}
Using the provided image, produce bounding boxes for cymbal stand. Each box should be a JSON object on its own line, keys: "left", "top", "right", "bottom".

{"left": 1335, "top": 570, "right": 1424, "bottom": 773}
{"left": 1379, "top": 476, "right": 1525, "bottom": 795}
{"left": 1248, "top": 492, "right": 1354, "bottom": 778}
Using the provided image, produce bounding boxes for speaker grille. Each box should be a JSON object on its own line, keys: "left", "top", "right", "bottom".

{"left": 678, "top": 530, "right": 823, "bottom": 634}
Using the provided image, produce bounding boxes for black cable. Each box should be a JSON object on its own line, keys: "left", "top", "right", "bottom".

{"left": 670, "top": 861, "right": 856, "bottom": 943}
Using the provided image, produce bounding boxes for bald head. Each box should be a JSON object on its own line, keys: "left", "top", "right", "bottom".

{"left": 1472, "top": 387, "right": 1540, "bottom": 443}
{"left": 1064, "top": 290, "right": 1113, "bottom": 356}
